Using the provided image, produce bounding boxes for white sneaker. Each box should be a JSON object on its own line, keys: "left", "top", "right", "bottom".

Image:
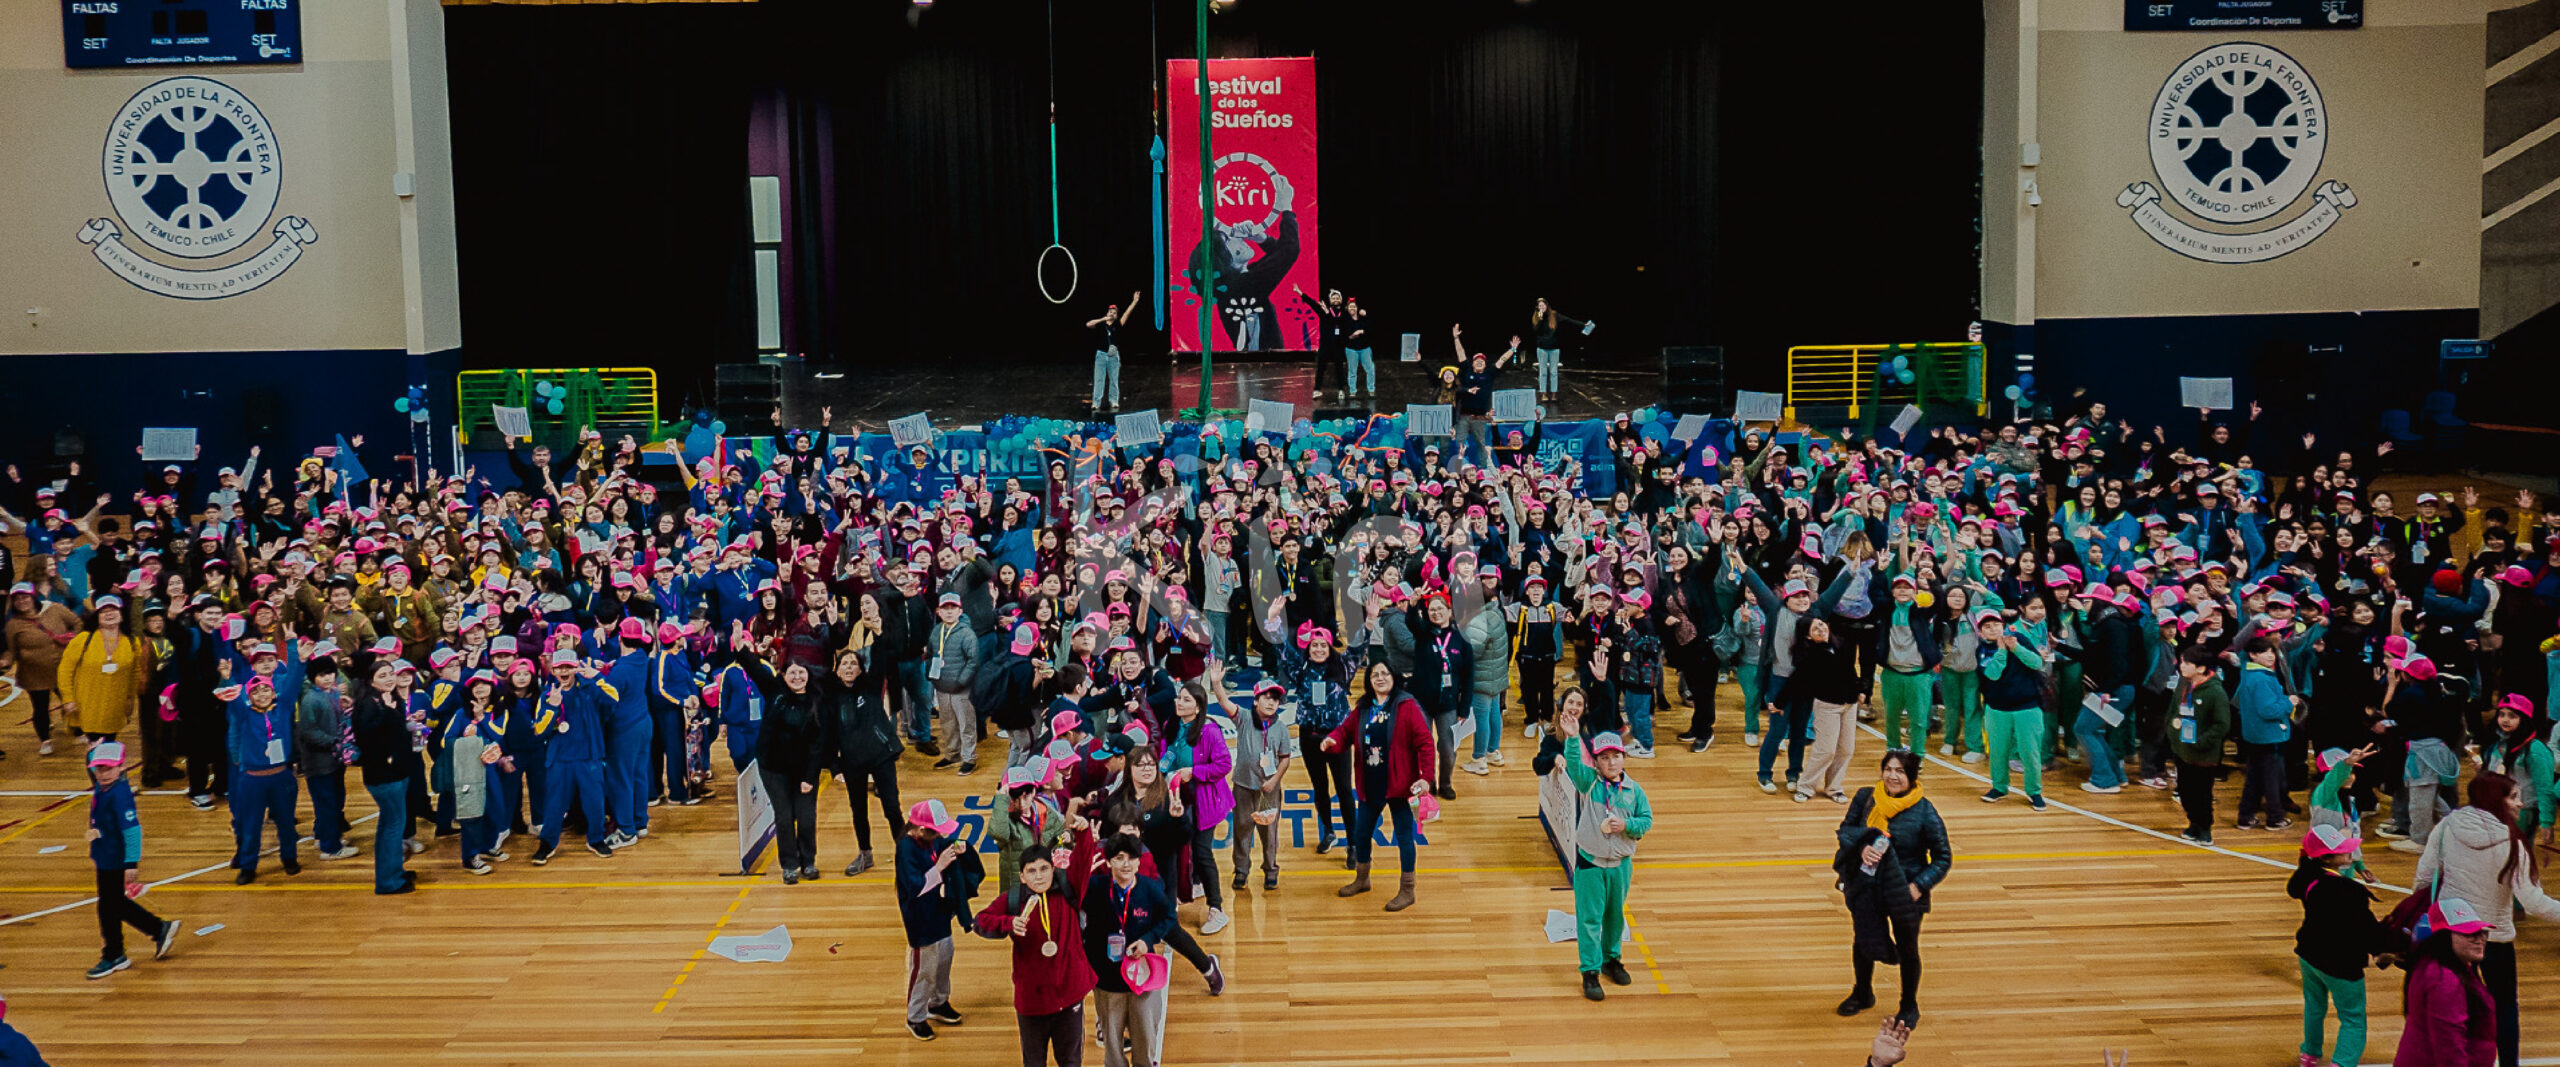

{"left": 38, "top": 740, "right": 54, "bottom": 756}
{"left": 1462, "top": 759, "right": 1490, "bottom": 777}
{"left": 1962, "top": 751, "right": 1985, "bottom": 765}
{"left": 1937, "top": 744, "right": 1954, "bottom": 756}
{"left": 2080, "top": 782, "right": 2122, "bottom": 795}
{"left": 322, "top": 845, "right": 360, "bottom": 860}
{"left": 1631, "top": 746, "right": 1657, "bottom": 760}
{"left": 1743, "top": 733, "right": 1760, "bottom": 748}
{"left": 1201, "top": 909, "right": 1231, "bottom": 935}
{"left": 402, "top": 839, "right": 428, "bottom": 856}
{"left": 1758, "top": 779, "right": 1778, "bottom": 795}
{"left": 2388, "top": 838, "right": 2424, "bottom": 853}
{"left": 1523, "top": 722, "right": 1539, "bottom": 739}
{"left": 1486, "top": 751, "right": 1506, "bottom": 767}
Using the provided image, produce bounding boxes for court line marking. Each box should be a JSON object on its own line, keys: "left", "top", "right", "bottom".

{"left": 1851, "top": 723, "right": 2414, "bottom": 895}
{"left": 0, "top": 843, "right": 2297, "bottom": 895}
{"left": 1622, "top": 910, "right": 1671, "bottom": 995}
{"left": 0, "top": 796, "right": 84, "bottom": 846}
{"left": 653, "top": 841, "right": 769, "bottom": 1014}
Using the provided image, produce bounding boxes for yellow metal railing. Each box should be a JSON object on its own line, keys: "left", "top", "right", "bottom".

{"left": 455, "top": 368, "right": 660, "bottom": 447}
{"left": 1784, "top": 343, "right": 1986, "bottom": 422}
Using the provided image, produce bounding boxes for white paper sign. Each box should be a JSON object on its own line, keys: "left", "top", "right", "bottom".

{"left": 2179, "top": 377, "right": 2234, "bottom": 411}
{"left": 1248, "top": 399, "right": 1294, "bottom": 435}
{"left": 1890, "top": 404, "right": 1924, "bottom": 439}
{"left": 735, "top": 760, "right": 775, "bottom": 875}
{"left": 1492, "top": 389, "right": 1539, "bottom": 422}
{"left": 491, "top": 406, "right": 532, "bottom": 440}
{"left": 707, "top": 924, "right": 794, "bottom": 963}
{"left": 1115, "top": 409, "right": 1163, "bottom": 447}
{"left": 1734, "top": 391, "right": 1785, "bottom": 424}
{"left": 1399, "top": 332, "right": 1422, "bottom": 363}
{"left": 889, "top": 412, "right": 935, "bottom": 449}
{"left": 1671, "top": 414, "right": 1709, "bottom": 443}
{"left": 1406, "top": 404, "right": 1453, "bottom": 438}
{"left": 139, "top": 428, "right": 197, "bottom": 463}
{"left": 1544, "top": 908, "right": 1632, "bottom": 944}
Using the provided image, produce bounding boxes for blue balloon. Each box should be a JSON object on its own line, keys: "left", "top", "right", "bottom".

{"left": 393, "top": 397, "right": 410, "bottom": 413}
{"left": 547, "top": 398, "right": 565, "bottom": 416}
{"left": 408, "top": 386, "right": 426, "bottom": 401}
{"left": 2003, "top": 385, "right": 2023, "bottom": 400}
{"left": 2018, "top": 373, "right": 2035, "bottom": 390}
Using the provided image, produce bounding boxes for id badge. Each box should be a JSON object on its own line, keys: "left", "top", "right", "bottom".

{"left": 1260, "top": 753, "right": 1278, "bottom": 778}
{"left": 928, "top": 657, "right": 944, "bottom": 681}
{"left": 266, "top": 738, "right": 286, "bottom": 764}
{"left": 100, "top": 662, "right": 119, "bottom": 675}
{"left": 1107, "top": 933, "right": 1127, "bottom": 961}
{"left": 748, "top": 696, "right": 763, "bottom": 723}
{"left": 2178, "top": 717, "right": 2198, "bottom": 745}
{"left": 1310, "top": 682, "right": 1328, "bottom": 705}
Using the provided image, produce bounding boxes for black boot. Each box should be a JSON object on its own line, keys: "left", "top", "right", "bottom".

{"left": 1837, "top": 989, "right": 1875, "bottom": 1016}
{"left": 1581, "top": 971, "right": 1605, "bottom": 1001}
{"left": 1601, "top": 958, "right": 1632, "bottom": 986}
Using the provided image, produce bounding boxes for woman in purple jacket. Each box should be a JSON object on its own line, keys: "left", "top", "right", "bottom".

{"left": 1163, "top": 680, "right": 1234, "bottom": 936}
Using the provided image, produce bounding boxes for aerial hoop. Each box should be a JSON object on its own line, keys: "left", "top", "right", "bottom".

{"left": 1038, "top": 242, "right": 1079, "bottom": 304}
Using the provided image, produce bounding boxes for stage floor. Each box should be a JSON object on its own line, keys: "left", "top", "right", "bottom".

{"left": 781, "top": 349, "right": 1679, "bottom": 432}
{"left": 5, "top": 661, "right": 2554, "bottom": 1066}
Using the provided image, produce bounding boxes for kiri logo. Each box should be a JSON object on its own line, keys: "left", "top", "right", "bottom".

{"left": 79, "top": 76, "right": 317, "bottom": 299}
{"left": 2117, "top": 42, "right": 2355, "bottom": 264}
{"left": 1216, "top": 174, "right": 1271, "bottom": 208}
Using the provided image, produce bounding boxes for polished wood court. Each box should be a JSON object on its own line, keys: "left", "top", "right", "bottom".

{"left": 4, "top": 682, "right": 2556, "bottom": 1066}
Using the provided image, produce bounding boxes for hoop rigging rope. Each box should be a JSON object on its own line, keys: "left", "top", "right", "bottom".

{"left": 1037, "top": 0, "right": 1078, "bottom": 305}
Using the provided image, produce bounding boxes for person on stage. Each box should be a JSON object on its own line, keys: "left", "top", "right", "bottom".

{"left": 1295, "top": 285, "right": 1350, "bottom": 401}
{"left": 1344, "top": 297, "right": 1375, "bottom": 401}
{"left": 1527, "top": 298, "right": 1589, "bottom": 402}
{"left": 1087, "top": 291, "right": 1142, "bottom": 415}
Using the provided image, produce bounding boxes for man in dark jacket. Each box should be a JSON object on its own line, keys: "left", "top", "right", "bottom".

{"left": 172, "top": 598, "right": 232, "bottom": 808}
{"left": 876, "top": 564, "right": 939, "bottom": 755}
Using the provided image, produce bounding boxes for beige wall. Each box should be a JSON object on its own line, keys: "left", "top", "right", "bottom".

{"left": 0, "top": 0, "right": 458, "bottom": 355}
{"left": 1990, "top": 0, "right": 2486, "bottom": 322}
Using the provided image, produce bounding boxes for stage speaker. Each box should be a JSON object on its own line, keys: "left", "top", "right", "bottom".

{"left": 242, "top": 386, "right": 281, "bottom": 438}
{"left": 715, "top": 362, "right": 783, "bottom": 428}
{"left": 1661, "top": 345, "right": 1726, "bottom": 414}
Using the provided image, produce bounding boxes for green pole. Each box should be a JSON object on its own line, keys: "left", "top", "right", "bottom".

{"left": 1194, "top": 0, "right": 1214, "bottom": 419}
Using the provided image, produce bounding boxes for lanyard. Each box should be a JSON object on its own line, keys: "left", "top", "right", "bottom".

{"left": 1031, "top": 892, "right": 1050, "bottom": 940}
{"left": 1114, "top": 882, "right": 1136, "bottom": 931}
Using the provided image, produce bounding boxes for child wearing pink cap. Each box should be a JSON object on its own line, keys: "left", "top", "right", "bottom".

{"left": 2290, "top": 825, "right": 2388, "bottom": 1067}
{"left": 896, "top": 798, "right": 983, "bottom": 1042}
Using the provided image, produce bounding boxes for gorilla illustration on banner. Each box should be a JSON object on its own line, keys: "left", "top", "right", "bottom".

{"left": 1169, "top": 57, "right": 1319, "bottom": 353}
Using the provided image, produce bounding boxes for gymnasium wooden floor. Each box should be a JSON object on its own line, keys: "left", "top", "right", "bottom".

{"left": 4, "top": 677, "right": 2557, "bottom": 1066}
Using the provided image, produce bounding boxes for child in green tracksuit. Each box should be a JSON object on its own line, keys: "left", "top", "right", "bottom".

{"left": 2307, "top": 746, "right": 2378, "bottom": 884}
{"left": 1544, "top": 703, "right": 1652, "bottom": 1002}
{"left": 2290, "top": 825, "right": 2391, "bottom": 1067}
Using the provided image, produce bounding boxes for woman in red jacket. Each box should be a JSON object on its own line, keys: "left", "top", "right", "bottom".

{"left": 2396, "top": 896, "right": 2498, "bottom": 1067}
{"left": 1321, "top": 660, "right": 1437, "bottom": 912}
{"left": 974, "top": 837, "right": 1099, "bottom": 1067}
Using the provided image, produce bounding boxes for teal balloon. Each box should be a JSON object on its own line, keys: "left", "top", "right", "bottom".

{"left": 710, "top": 419, "right": 727, "bottom": 435}
{"left": 547, "top": 398, "right": 566, "bottom": 416}
{"left": 1896, "top": 369, "right": 1916, "bottom": 385}
{"left": 393, "top": 397, "right": 410, "bottom": 413}
{"left": 1891, "top": 354, "right": 1909, "bottom": 371}
{"left": 2003, "top": 385, "right": 2023, "bottom": 400}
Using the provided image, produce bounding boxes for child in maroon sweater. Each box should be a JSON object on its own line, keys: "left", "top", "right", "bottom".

{"left": 975, "top": 837, "right": 1100, "bottom": 1066}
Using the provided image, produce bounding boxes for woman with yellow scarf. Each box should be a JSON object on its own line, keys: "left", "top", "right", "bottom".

{"left": 1832, "top": 749, "right": 1950, "bottom": 1030}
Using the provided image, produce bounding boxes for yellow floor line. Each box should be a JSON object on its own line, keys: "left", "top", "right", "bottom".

{"left": 652, "top": 843, "right": 767, "bottom": 1014}
{"left": 0, "top": 797, "right": 85, "bottom": 847}
{"left": 1623, "top": 910, "right": 1671, "bottom": 995}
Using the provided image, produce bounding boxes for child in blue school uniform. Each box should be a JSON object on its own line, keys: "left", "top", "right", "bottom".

{"left": 85, "top": 742, "right": 181, "bottom": 980}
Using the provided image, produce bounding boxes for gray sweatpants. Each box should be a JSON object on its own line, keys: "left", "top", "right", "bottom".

{"left": 1096, "top": 986, "right": 1166, "bottom": 1067}
{"left": 906, "top": 935, "right": 954, "bottom": 1024}
{"left": 1230, "top": 781, "right": 1282, "bottom": 877}
{"left": 934, "top": 692, "right": 978, "bottom": 765}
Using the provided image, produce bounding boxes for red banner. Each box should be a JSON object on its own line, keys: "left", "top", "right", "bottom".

{"left": 1166, "top": 57, "right": 1318, "bottom": 354}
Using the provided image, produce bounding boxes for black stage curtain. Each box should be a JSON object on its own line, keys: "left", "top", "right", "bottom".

{"left": 444, "top": 5, "right": 757, "bottom": 403}
{"left": 446, "top": 1, "right": 1982, "bottom": 393}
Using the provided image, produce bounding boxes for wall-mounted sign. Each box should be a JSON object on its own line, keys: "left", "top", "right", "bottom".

{"left": 63, "top": 0, "right": 302, "bottom": 69}
{"left": 2126, "top": 1, "right": 2361, "bottom": 32}
{"left": 79, "top": 76, "right": 318, "bottom": 300}
{"left": 2117, "top": 42, "right": 2355, "bottom": 264}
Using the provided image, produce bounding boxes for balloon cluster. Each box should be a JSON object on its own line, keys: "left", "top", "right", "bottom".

{"left": 1876, "top": 351, "right": 1918, "bottom": 387}
{"left": 985, "top": 415, "right": 1096, "bottom": 470}
{"left": 390, "top": 384, "right": 431, "bottom": 424}
{"left": 531, "top": 379, "right": 568, "bottom": 417}
{"left": 2003, "top": 371, "right": 2037, "bottom": 404}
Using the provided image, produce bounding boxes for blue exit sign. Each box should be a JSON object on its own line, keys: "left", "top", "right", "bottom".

{"left": 64, "top": 1, "right": 302, "bottom": 69}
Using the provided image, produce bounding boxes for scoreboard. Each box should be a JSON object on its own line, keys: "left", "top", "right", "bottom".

{"left": 63, "top": 0, "right": 302, "bottom": 69}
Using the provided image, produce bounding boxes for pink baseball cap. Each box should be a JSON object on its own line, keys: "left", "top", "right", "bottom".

{"left": 617, "top": 617, "right": 648, "bottom": 642}
{"left": 1588, "top": 732, "right": 1628, "bottom": 756}
{"left": 907, "top": 799, "right": 960, "bottom": 835}
{"left": 1120, "top": 951, "right": 1172, "bottom": 995}
{"left": 2429, "top": 897, "right": 2493, "bottom": 935}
